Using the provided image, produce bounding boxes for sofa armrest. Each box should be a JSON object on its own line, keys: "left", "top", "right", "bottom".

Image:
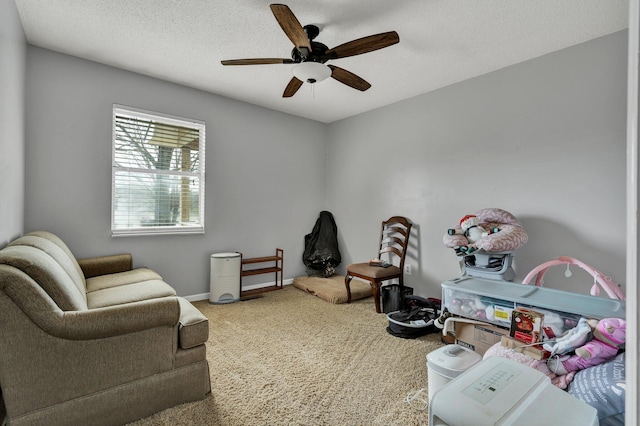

{"left": 78, "top": 254, "right": 133, "bottom": 278}
{"left": 60, "top": 298, "right": 181, "bottom": 339}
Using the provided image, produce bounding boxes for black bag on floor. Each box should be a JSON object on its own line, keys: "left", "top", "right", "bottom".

{"left": 386, "top": 295, "right": 440, "bottom": 339}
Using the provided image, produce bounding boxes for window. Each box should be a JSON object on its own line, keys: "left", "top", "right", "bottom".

{"left": 112, "top": 105, "right": 205, "bottom": 236}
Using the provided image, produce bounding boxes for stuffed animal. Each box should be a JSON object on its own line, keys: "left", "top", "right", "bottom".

{"left": 547, "top": 318, "right": 626, "bottom": 375}
{"left": 447, "top": 215, "right": 498, "bottom": 254}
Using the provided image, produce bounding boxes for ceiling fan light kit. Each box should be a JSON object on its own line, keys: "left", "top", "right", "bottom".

{"left": 221, "top": 3, "right": 399, "bottom": 98}
{"left": 292, "top": 62, "right": 331, "bottom": 83}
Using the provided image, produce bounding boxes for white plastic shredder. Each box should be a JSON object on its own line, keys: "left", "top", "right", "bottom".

{"left": 429, "top": 356, "right": 598, "bottom": 426}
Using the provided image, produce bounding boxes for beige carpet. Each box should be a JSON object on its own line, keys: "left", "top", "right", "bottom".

{"left": 130, "top": 285, "right": 444, "bottom": 426}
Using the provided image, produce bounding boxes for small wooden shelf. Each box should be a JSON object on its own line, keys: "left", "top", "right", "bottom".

{"left": 240, "top": 248, "right": 283, "bottom": 296}
{"left": 242, "top": 267, "right": 281, "bottom": 276}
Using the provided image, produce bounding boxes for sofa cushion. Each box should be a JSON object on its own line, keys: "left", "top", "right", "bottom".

{"left": 177, "top": 298, "right": 209, "bottom": 349}
{"left": 85, "top": 268, "right": 163, "bottom": 293}
{"left": 0, "top": 245, "right": 88, "bottom": 311}
{"left": 86, "top": 280, "right": 176, "bottom": 309}
{"left": 9, "top": 234, "right": 87, "bottom": 301}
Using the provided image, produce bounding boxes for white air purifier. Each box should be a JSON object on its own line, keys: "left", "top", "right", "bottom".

{"left": 428, "top": 356, "right": 598, "bottom": 426}
{"left": 209, "top": 252, "right": 241, "bottom": 304}
{"left": 426, "top": 344, "right": 482, "bottom": 404}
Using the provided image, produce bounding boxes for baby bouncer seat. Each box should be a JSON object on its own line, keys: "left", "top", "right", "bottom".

{"left": 443, "top": 208, "right": 528, "bottom": 281}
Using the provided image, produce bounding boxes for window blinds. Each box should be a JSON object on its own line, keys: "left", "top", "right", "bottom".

{"left": 112, "top": 105, "right": 205, "bottom": 236}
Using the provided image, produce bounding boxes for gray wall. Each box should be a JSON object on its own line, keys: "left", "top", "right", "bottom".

{"left": 24, "top": 47, "right": 327, "bottom": 297}
{"left": 0, "top": 0, "right": 26, "bottom": 245}
{"left": 327, "top": 31, "right": 627, "bottom": 297}
{"left": 19, "top": 30, "right": 629, "bottom": 299}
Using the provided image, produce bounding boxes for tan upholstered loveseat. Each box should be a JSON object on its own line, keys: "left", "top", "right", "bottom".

{"left": 0, "top": 231, "right": 211, "bottom": 425}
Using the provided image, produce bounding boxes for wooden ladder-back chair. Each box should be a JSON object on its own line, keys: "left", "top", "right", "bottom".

{"left": 345, "top": 216, "right": 412, "bottom": 313}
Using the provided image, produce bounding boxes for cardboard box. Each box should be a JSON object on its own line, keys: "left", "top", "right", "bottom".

{"left": 500, "top": 336, "right": 551, "bottom": 360}
{"left": 510, "top": 307, "right": 544, "bottom": 344}
{"left": 454, "top": 321, "right": 510, "bottom": 355}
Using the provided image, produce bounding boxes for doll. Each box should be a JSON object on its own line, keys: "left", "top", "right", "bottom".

{"left": 547, "top": 318, "right": 625, "bottom": 375}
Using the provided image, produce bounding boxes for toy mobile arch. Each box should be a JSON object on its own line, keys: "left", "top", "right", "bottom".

{"left": 522, "top": 256, "right": 625, "bottom": 301}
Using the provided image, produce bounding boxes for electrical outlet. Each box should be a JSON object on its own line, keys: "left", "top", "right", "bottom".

{"left": 404, "top": 264, "right": 412, "bottom": 275}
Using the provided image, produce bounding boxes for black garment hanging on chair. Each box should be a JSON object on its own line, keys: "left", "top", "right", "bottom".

{"left": 303, "top": 211, "right": 341, "bottom": 277}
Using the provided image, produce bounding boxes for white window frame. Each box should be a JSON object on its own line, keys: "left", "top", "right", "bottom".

{"left": 111, "top": 104, "right": 205, "bottom": 236}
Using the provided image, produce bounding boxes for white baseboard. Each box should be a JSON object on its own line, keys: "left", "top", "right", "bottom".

{"left": 184, "top": 278, "right": 294, "bottom": 302}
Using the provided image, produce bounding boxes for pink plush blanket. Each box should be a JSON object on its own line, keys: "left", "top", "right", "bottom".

{"left": 443, "top": 208, "right": 528, "bottom": 252}
{"left": 483, "top": 342, "right": 575, "bottom": 389}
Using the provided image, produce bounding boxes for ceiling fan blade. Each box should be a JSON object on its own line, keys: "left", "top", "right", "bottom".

{"left": 221, "top": 58, "right": 294, "bottom": 66}
{"left": 325, "top": 31, "right": 399, "bottom": 60}
{"left": 328, "top": 65, "right": 371, "bottom": 91}
{"left": 270, "top": 4, "right": 312, "bottom": 57}
{"left": 283, "top": 77, "right": 304, "bottom": 98}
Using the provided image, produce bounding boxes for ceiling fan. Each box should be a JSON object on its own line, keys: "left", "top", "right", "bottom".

{"left": 220, "top": 4, "right": 399, "bottom": 98}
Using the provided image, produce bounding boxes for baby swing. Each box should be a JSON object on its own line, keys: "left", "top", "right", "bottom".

{"left": 442, "top": 208, "right": 528, "bottom": 281}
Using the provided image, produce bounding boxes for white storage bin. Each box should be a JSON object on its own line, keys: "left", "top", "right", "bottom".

{"left": 441, "top": 276, "right": 625, "bottom": 337}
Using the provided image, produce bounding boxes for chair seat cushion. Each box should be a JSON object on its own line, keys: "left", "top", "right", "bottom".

{"left": 347, "top": 263, "right": 401, "bottom": 280}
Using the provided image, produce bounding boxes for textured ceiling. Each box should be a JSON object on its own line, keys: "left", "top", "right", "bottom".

{"left": 14, "top": 0, "right": 629, "bottom": 123}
